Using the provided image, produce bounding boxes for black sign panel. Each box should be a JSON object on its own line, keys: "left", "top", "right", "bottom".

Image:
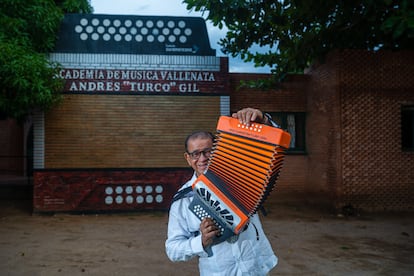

{"left": 54, "top": 14, "right": 216, "bottom": 56}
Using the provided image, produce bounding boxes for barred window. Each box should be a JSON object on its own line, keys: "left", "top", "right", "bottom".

{"left": 269, "top": 112, "right": 306, "bottom": 153}
{"left": 401, "top": 105, "right": 414, "bottom": 151}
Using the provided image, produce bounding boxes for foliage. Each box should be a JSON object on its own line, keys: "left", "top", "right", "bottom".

{"left": 0, "top": 0, "right": 92, "bottom": 122}
{"left": 184, "top": 0, "right": 414, "bottom": 82}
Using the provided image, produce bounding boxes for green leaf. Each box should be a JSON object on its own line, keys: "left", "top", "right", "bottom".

{"left": 0, "top": 0, "right": 89, "bottom": 121}
{"left": 182, "top": 0, "right": 414, "bottom": 84}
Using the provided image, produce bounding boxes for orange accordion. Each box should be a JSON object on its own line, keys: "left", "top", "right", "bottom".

{"left": 189, "top": 116, "right": 291, "bottom": 243}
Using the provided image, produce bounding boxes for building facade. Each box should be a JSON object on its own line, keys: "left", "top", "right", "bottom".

{"left": 1, "top": 14, "right": 413, "bottom": 212}
{"left": 32, "top": 14, "right": 230, "bottom": 212}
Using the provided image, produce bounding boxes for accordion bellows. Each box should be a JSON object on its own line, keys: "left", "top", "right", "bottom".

{"left": 189, "top": 116, "right": 291, "bottom": 243}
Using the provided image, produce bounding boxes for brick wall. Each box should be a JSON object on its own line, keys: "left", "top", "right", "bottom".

{"left": 230, "top": 51, "right": 414, "bottom": 211}
{"left": 339, "top": 50, "right": 414, "bottom": 211}
{"left": 33, "top": 168, "right": 192, "bottom": 213}
{"left": 305, "top": 55, "right": 342, "bottom": 205}
{"left": 228, "top": 73, "right": 309, "bottom": 203}
{"left": 307, "top": 50, "right": 414, "bottom": 211}
{"left": 229, "top": 73, "right": 308, "bottom": 112}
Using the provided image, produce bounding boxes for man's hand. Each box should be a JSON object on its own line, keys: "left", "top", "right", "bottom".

{"left": 231, "top": 107, "right": 267, "bottom": 126}
{"left": 200, "top": 218, "right": 220, "bottom": 248}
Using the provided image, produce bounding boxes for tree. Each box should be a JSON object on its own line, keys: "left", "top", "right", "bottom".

{"left": 0, "top": 0, "right": 92, "bottom": 122}
{"left": 184, "top": 0, "right": 414, "bottom": 83}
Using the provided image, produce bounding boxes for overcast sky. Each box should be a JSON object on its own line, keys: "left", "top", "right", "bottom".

{"left": 90, "top": 0, "right": 271, "bottom": 73}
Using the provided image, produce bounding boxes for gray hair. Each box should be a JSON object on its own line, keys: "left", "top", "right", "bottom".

{"left": 184, "top": 131, "right": 214, "bottom": 152}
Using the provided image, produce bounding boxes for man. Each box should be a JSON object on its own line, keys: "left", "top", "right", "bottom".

{"left": 165, "top": 108, "right": 278, "bottom": 275}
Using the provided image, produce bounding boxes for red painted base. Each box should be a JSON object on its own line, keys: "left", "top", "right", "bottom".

{"left": 33, "top": 168, "right": 192, "bottom": 213}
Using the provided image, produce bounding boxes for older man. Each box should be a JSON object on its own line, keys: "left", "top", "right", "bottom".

{"left": 165, "top": 107, "right": 278, "bottom": 276}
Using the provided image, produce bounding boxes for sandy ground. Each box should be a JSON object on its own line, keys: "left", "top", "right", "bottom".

{"left": 0, "top": 200, "right": 413, "bottom": 276}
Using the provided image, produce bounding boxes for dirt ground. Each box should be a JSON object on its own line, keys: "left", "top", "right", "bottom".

{"left": 0, "top": 199, "right": 413, "bottom": 276}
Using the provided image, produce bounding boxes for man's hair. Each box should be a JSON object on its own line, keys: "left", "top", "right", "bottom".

{"left": 184, "top": 131, "right": 215, "bottom": 152}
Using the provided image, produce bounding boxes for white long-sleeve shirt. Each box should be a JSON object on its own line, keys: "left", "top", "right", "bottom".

{"left": 165, "top": 173, "right": 278, "bottom": 276}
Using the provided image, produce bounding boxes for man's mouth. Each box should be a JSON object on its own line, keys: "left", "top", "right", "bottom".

{"left": 199, "top": 164, "right": 208, "bottom": 171}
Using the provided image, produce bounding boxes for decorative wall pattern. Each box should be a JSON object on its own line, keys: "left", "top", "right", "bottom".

{"left": 55, "top": 14, "right": 216, "bottom": 56}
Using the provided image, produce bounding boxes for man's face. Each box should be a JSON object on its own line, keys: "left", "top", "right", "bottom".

{"left": 184, "top": 137, "right": 213, "bottom": 176}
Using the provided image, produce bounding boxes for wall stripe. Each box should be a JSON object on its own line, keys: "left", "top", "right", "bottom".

{"left": 48, "top": 53, "right": 221, "bottom": 71}
{"left": 220, "top": 95, "right": 230, "bottom": 116}
{"left": 33, "top": 111, "right": 45, "bottom": 169}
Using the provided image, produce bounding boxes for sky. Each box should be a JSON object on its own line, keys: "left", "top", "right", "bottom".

{"left": 90, "top": 0, "right": 271, "bottom": 73}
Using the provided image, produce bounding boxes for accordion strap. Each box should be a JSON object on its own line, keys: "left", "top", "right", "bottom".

{"left": 171, "top": 186, "right": 193, "bottom": 204}
{"left": 259, "top": 205, "right": 267, "bottom": 216}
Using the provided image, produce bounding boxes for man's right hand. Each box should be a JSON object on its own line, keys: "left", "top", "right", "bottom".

{"left": 200, "top": 218, "right": 220, "bottom": 248}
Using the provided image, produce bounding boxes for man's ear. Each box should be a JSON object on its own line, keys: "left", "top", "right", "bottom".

{"left": 184, "top": 152, "right": 191, "bottom": 166}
